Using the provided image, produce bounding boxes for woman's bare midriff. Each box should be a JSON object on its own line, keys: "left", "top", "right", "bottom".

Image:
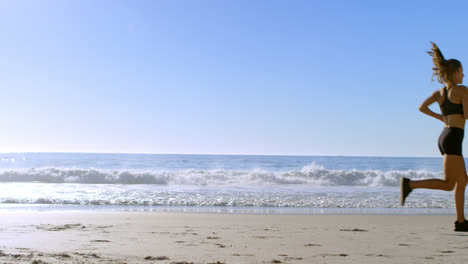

{"left": 444, "top": 114, "right": 466, "bottom": 129}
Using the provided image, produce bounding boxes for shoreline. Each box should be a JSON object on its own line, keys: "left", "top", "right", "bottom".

{"left": 0, "top": 204, "right": 458, "bottom": 215}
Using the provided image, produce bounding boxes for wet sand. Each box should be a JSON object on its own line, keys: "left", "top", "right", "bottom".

{"left": 0, "top": 211, "right": 466, "bottom": 263}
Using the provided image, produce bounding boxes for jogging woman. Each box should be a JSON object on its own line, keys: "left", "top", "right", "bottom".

{"left": 401, "top": 42, "right": 468, "bottom": 232}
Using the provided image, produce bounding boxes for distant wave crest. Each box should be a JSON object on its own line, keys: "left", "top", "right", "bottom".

{"left": 0, "top": 163, "right": 443, "bottom": 186}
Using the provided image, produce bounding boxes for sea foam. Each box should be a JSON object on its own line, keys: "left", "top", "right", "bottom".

{"left": 0, "top": 163, "right": 442, "bottom": 186}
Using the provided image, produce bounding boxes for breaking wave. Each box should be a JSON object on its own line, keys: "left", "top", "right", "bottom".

{"left": 0, "top": 163, "right": 443, "bottom": 186}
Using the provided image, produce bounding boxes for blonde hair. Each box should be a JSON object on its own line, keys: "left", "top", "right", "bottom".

{"left": 427, "top": 41, "right": 462, "bottom": 84}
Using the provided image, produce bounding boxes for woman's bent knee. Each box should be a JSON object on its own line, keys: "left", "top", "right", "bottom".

{"left": 446, "top": 182, "right": 456, "bottom": 191}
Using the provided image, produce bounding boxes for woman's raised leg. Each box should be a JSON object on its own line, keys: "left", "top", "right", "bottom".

{"left": 410, "top": 154, "right": 467, "bottom": 222}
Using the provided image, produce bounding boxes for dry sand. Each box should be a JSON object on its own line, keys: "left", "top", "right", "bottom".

{"left": 0, "top": 211, "right": 467, "bottom": 263}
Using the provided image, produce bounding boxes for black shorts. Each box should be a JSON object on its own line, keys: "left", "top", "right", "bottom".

{"left": 438, "top": 127, "right": 464, "bottom": 156}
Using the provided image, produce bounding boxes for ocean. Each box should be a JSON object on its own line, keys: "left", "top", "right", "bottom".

{"left": 0, "top": 153, "right": 457, "bottom": 214}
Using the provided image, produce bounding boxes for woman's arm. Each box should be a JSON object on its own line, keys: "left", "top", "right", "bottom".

{"left": 462, "top": 86, "right": 468, "bottom": 120}
{"left": 419, "top": 90, "right": 443, "bottom": 122}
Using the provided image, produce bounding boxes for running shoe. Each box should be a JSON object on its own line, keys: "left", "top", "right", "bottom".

{"left": 400, "top": 177, "right": 412, "bottom": 206}
{"left": 454, "top": 220, "right": 468, "bottom": 232}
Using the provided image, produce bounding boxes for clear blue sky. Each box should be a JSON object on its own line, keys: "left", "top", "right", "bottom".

{"left": 1, "top": 0, "right": 467, "bottom": 157}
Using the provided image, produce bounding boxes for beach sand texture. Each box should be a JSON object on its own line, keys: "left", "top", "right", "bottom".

{"left": 0, "top": 211, "right": 467, "bottom": 263}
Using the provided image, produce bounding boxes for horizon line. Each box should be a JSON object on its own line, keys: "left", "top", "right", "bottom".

{"left": 0, "top": 151, "right": 442, "bottom": 159}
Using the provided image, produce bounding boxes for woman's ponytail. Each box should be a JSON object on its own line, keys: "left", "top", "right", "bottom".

{"left": 427, "top": 42, "right": 462, "bottom": 85}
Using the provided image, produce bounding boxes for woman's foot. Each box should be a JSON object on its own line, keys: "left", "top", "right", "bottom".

{"left": 400, "top": 177, "right": 412, "bottom": 205}
{"left": 454, "top": 220, "right": 468, "bottom": 232}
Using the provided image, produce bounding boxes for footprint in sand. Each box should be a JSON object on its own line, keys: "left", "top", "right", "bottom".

{"left": 75, "top": 253, "right": 100, "bottom": 259}
{"left": 339, "top": 228, "right": 368, "bottom": 232}
{"left": 182, "top": 232, "right": 198, "bottom": 235}
{"left": 215, "top": 244, "right": 227, "bottom": 248}
{"left": 365, "top": 254, "right": 391, "bottom": 258}
{"left": 321, "top": 254, "right": 348, "bottom": 257}
{"left": 145, "top": 256, "right": 170, "bottom": 260}
{"left": 153, "top": 231, "right": 171, "bottom": 235}
{"left": 36, "top": 224, "right": 84, "bottom": 231}
{"left": 284, "top": 257, "right": 303, "bottom": 261}
{"left": 53, "top": 253, "right": 71, "bottom": 257}
{"left": 96, "top": 225, "right": 113, "bottom": 229}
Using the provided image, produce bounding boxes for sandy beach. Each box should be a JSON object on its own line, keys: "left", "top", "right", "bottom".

{"left": 0, "top": 211, "right": 467, "bottom": 263}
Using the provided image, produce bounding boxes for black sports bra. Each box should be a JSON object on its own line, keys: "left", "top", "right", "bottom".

{"left": 441, "top": 87, "right": 464, "bottom": 116}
